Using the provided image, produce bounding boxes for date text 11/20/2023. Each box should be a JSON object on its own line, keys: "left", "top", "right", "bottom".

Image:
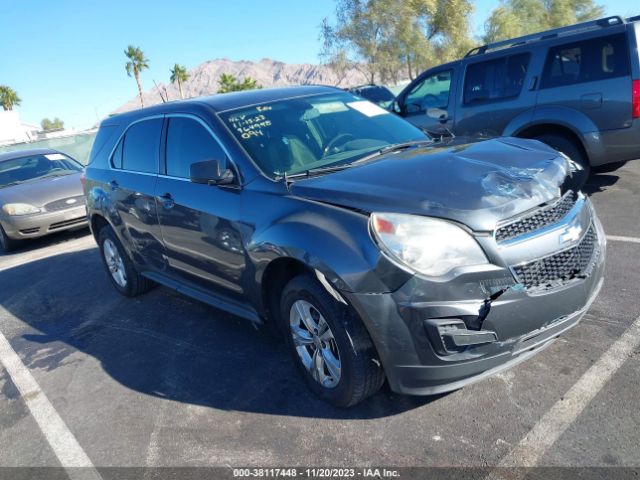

{"left": 232, "top": 468, "right": 400, "bottom": 478}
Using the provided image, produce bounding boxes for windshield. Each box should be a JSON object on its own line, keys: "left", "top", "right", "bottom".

{"left": 0, "top": 153, "right": 82, "bottom": 188}
{"left": 219, "top": 92, "right": 428, "bottom": 177}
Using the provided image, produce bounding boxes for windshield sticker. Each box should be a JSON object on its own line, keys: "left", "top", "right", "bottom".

{"left": 347, "top": 101, "right": 389, "bottom": 117}
{"left": 311, "top": 101, "right": 349, "bottom": 114}
{"left": 45, "top": 153, "right": 66, "bottom": 160}
{"left": 228, "top": 113, "right": 272, "bottom": 140}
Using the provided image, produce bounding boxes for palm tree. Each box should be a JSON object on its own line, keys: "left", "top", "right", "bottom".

{"left": 170, "top": 64, "right": 189, "bottom": 99}
{"left": 217, "top": 73, "right": 261, "bottom": 93}
{"left": 124, "top": 45, "right": 149, "bottom": 108}
{"left": 0, "top": 85, "right": 21, "bottom": 111}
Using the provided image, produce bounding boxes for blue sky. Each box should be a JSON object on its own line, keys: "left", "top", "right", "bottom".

{"left": 1, "top": 0, "right": 637, "bottom": 130}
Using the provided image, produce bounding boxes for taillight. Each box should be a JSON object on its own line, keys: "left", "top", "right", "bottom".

{"left": 633, "top": 79, "right": 640, "bottom": 119}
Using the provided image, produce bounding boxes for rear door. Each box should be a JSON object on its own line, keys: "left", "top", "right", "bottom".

{"left": 155, "top": 115, "right": 246, "bottom": 301}
{"left": 454, "top": 51, "right": 537, "bottom": 139}
{"left": 108, "top": 117, "right": 166, "bottom": 271}
{"left": 536, "top": 31, "right": 632, "bottom": 131}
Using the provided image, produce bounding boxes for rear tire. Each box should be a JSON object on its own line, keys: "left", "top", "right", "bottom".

{"left": 98, "top": 225, "right": 154, "bottom": 297}
{"left": 0, "top": 225, "right": 18, "bottom": 253}
{"left": 280, "top": 274, "right": 385, "bottom": 407}
{"left": 534, "top": 134, "right": 590, "bottom": 188}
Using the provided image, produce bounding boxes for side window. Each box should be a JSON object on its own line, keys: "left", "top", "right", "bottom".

{"left": 111, "top": 137, "right": 123, "bottom": 169}
{"left": 464, "top": 53, "right": 530, "bottom": 105}
{"left": 541, "top": 33, "right": 630, "bottom": 89}
{"left": 114, "top": 118, "right": 162, "bottom": 173}
{"left": 404, "top": 70, "right": 452, "bottom": 113}
{"left": 165, "top": 117, "right": 225, "bottom": 178}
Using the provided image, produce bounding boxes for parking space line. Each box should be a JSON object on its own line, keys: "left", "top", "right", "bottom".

{"left": 0, "top": 323, "right": 102, "bottom": 480}
{"left": 497, "top": 314, "right": 640, "bottom": 468}
{"left": 607, "top": 235, "right": 640, "bottom": 244}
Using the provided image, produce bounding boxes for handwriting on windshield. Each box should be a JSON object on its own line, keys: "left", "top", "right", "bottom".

{"left": 228, "top": 113, "right": 272, "bottom": 139}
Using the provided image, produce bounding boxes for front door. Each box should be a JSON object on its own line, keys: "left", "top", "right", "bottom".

{"left": 155, "top": 115, "right": 246, "bottom": 301}
{"left": 398, "top": 69, "right": 456, "bottom": 136}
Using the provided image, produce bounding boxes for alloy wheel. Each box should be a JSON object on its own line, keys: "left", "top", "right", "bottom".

{"left": 289, "top": 299, "right": 342, "bottom": 388}
{"left": 102, "top": 238, "right": 127, "bottom": 288}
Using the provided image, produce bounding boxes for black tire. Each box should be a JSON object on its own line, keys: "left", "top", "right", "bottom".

{"left": 98, "top": 224, "right": 154, "bottom": 297}
{"left": 534, "top": 134, "right": 590, "bottom": 187}
{"left": 280, "top": 274, "right": 385, "bottom": 407}
{"left": 0, "top": 224, "right": 19, "bottom": 253}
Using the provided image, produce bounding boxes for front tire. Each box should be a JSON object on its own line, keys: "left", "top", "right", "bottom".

{"left": 0, "top": 224, "right": 18, "bottom": 253}
{"left": 280, "top": 274, "right": 385, "bottom": 407}
{"left": 98, "top": 225, "right": 154, "bottom": 297}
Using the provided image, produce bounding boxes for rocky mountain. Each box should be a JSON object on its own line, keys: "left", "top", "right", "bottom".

{"left": 114, "top": 58, "right": 374, "bottom": 113}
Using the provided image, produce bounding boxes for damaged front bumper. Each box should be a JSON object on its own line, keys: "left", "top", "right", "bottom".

{"left": 342, "top": 196, "right": 606, "bottom": 396}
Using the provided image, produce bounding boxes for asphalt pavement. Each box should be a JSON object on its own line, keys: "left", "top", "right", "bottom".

{"left": 0, "top": 160, "right": 638, "bottom": 476}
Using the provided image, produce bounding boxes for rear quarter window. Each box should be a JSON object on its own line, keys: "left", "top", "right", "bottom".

{"left": 88, "top": 124, "right": 118, "bottom": 165}
{"left": 541, "top": 33, "right": 630, "bottom": 88}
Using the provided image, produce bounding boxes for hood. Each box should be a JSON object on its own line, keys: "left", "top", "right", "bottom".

{"left": 0, "top": 173, "right": 84, "bottom": 208}
{"left": 290, "top": 138, "right": 571, "bottom": 232}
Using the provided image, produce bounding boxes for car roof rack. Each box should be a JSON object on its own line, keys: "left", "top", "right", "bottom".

{"left": 465, "top": 15, "right": 625, "bottom": 57}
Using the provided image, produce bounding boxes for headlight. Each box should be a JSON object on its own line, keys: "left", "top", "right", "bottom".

{"left": 2, "top": 203, "right": 42, "bottom": 216}
{"left": 370, "top": 213, "right": 488, "bottom": 276}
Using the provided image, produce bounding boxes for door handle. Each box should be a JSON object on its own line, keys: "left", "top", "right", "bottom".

{"left": 109, "top": 180, "right": 119, "bottom": 191}
{"left": 158, "top": 192, "right": 175, "bottom": 209}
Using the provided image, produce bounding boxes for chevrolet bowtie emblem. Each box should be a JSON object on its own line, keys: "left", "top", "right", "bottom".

{"left": 560, "top": 225, "right": 582, "bottom": 244}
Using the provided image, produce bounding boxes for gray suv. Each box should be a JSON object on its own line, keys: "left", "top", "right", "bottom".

{"left": 85, "top": 87, "right": 605, "bottom": 407}
{"left": 394, "top": 15, "right": 640, "bottom": 176}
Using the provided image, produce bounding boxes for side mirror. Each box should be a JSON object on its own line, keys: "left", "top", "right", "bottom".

{"left": 190, "top": 159, "right": 235, "bottom": 186}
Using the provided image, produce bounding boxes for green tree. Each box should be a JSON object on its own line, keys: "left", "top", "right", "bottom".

{"left": 124, "top": 45, "right": 149, "bottom": 107}
{"left": 0, "top": 85, "right": 21, "bottom": 111}
{"left": 40, "top": 117, "right": 65, "bottom": 132}
{"left": 217, "top": 73, "right": 261, "bottom": 93}
{"left": 483, "top": 0, "right": 605, "bottom": 43}
{"left": 320, "top": 0, "right": 474, "bottom": 84}
{"left": 170, "top": 63, "right": 190, "bottom": 99}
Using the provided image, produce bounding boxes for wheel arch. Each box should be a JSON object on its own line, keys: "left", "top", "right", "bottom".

{"left": 260, "top": 257, "right": 314, "bottom": 333}
{"left": 89, "top": 213, "right": 109, "bottom": 243}
{"left": 514, "top": 123, "right": 589, "bottom": 164}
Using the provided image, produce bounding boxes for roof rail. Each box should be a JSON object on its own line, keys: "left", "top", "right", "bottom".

{"left": 466, "top": 15, "right": 624, "bottom": 58}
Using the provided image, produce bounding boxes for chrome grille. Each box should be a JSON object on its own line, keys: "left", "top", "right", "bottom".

{"left": 496, "top": 192, "right": 578, "bottom": 243}
{"left": 44, "top": 195, "right": 86, "bottom": 212}
{"left": 512, "top": 227, "right": 598, "bottom": 290}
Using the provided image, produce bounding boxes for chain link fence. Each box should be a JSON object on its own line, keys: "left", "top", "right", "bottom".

{"left": 0, "top": 131, "right": 97, "bottom": 166}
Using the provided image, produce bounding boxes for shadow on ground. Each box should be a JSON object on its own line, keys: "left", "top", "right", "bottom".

{"left": 582, "top": 171, "right": 620, "bottom": 196}
{"left": 0, "top": 227, "right": 91, "bottom": 257}
{"left": 0, "top": 247, "right": 440, "bottom": 419}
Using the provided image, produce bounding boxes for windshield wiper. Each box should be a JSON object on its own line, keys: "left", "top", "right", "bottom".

{"left": 284, "top": 163, "right": 355, "bottom": 181}
{"left": 283, "top": 139, "right": 434, "bottom": 183}
{"left": 0, "top": 181, "right": 25, "bottom": 189}
{"left": 352, "top": 139, "right": 434, "bottom": 165}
